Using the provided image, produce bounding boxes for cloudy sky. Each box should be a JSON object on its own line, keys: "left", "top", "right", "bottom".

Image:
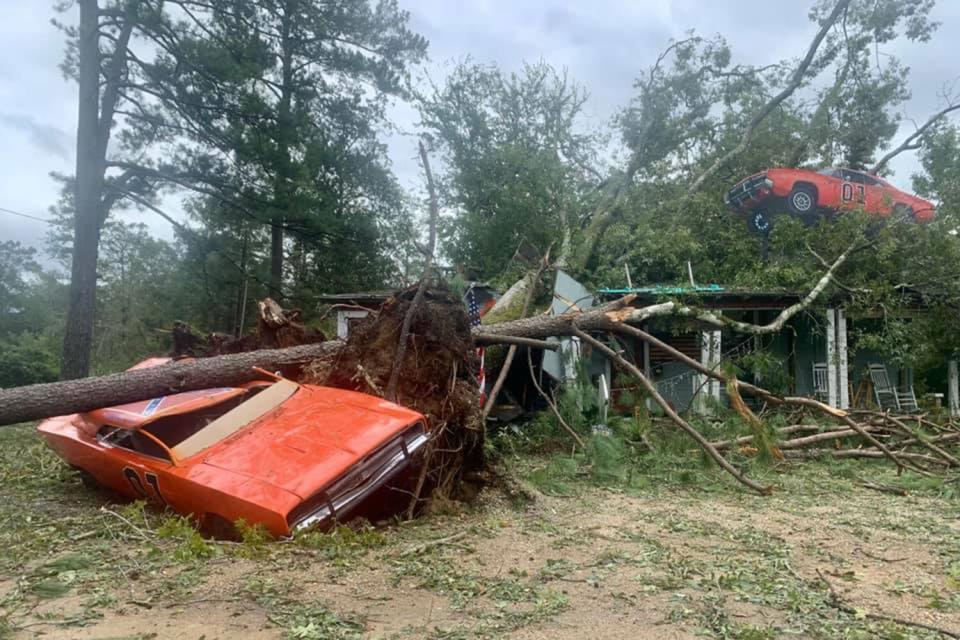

{"left": 1, "top": 0, "right": 958, "bottom": 261}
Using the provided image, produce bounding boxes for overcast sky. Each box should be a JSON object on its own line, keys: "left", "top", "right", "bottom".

{"left": 1, "top": 0, "right": 958, "bottom": 262}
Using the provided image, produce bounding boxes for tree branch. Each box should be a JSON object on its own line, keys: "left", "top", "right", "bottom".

{"left": 574, "top": 328, "right": 772, "bottom": 495}
{"left": 686, "top": 0, "right": 852, "bottom": 193}
{"left": 869, "top": 102, "right": 960, "bottom": 175}
{"left": 481, "top": 245, "right": 552, "bottom": 419}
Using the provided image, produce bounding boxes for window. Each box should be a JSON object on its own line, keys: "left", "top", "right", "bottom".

{"left": 840, "top": 169, "right": 864, "bottom": 183}
{"left": 817, "top": 168, "right": 840, "bottom": 178}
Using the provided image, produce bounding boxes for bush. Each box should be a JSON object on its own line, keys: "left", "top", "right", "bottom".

{"left": 0, "top": 333, "right": 59, "bottom": 388}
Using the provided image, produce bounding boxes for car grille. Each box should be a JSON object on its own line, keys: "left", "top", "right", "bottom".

{"left": 725, "top": 174, "right": 769, "bottom": 208}
{"left": 289, "top": 422, "right": 429, "bottom": 531}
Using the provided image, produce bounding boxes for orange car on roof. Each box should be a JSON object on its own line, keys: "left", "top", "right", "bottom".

{"left": 37, "top": 358, "right": 429, "bottom": 537}
{"left": 725, "top": 167, "right": 935, "bottom": 235}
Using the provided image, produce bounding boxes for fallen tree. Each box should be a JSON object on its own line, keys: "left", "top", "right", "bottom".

{"left": 4, "top": 237, "right": 951, "bottom": 496}
{"left": 0, "top": 342, "right": 342, "bottom": 426}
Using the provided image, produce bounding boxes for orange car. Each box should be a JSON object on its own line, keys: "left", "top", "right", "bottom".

{"left": 37, "top": 358, "right": 429, "bottom": 537}
{"left": 725, "top": 167, "right": 935, "bottom": 234}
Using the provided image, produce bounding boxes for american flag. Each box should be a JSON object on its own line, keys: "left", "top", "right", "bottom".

{"left": 467, "top": 288, "right": 486, "bottom": 405}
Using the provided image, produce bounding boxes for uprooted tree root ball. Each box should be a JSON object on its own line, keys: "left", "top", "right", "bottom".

{"left": 302, "top": 285, "right": 484, "bottom": 511}
{"left": 171, "top": 298, "right": 326, "bottom": 358}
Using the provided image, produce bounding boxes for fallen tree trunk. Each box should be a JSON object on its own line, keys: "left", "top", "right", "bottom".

{"left": 0, "top": 342, "right": 342, "bottom": 426}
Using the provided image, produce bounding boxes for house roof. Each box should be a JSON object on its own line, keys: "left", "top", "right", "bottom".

{"left": 317, "top": 283, "right": 498, "bottom": 307}
{"left": 315, "top": 291, "right": 395, "bottom": 306}
{"left": 596, "top": 284, "right": 808, "bottom": 310}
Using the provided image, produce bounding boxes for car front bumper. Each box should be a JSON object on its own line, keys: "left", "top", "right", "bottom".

{"left": 725, "top": 174, "right": 774, "bottom": 211}
{"left": 289, "top": 424, "right": 429, "bottom": 532}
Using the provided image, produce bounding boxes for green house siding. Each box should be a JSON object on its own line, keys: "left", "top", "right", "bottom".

{"left": 792, "top": 313, "right": 826, "bottom": 398}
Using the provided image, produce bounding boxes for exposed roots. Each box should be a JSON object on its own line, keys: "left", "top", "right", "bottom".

{"left": 302, "top": 285, "right": 483, "bottom": 511}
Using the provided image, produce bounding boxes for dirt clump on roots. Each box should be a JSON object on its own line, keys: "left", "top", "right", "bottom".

{"left": 171, "top": 298, "right": 325, "bottom": 358}
{"left": 302, "top": 284, "right": 484, "bottom": 506}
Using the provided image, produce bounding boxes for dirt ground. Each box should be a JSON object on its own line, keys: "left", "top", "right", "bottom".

{"left": 2, "top": 424, "right": 960, "bottom": 639}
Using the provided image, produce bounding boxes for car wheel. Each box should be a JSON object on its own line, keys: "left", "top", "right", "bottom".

{"left": 71, "top": 466, "right": 99, "bottom": 490}
{"left": 799, "top": 210, "right": 820, "bottom": 227}
{"left": 787, "top": 185, "right": 817, "bottom": 215}
{"left": 201, "top": 513, "right": 239, "bottom": 541}
{"left": 747, "top": 209, "right": 773, "bottom": 236}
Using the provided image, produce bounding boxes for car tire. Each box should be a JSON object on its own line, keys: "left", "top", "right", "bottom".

{"left": 787, "top": 184, "right": 817, "bottom": 216}
{"left": 747, "top": 209, "right": 774, "bottom": 236}
{"left": 201, "top": 513, "right": 239, "bottom": 541}
{"left": 799, "top": 210, "right": 820, "bottom": 227}
{"left": 72, "top": 466, "right": 99, "bottom": 490}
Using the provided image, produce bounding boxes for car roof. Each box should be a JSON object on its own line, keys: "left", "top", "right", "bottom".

{"left": 86, "top": 386, "right": 249, "bottom": 430}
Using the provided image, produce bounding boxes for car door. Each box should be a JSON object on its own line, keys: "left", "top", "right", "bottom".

{"left": 838, "top": 169, "right": 866, "bottom": 212}
{"left": 815, "top": 168, "right": 843, "bottom": 210}
{"left": 859, "top": 172, "right": 895, "bottom": 215}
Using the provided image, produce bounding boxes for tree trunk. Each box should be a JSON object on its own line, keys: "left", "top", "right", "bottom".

{"left": 61, "top": 0, "right": 103, "bottom": 380}
{"left": 269, "top": 2, "right": 295, "bottom": 297}
{"left": 0, "top": 342, "right": 342, "bottom": 426}
{"left": 1, "top": 252, "right": 848, "bottom": 428}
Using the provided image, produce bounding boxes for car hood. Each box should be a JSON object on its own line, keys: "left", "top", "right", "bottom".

{"left": 198, "top": 385, "right": 422, "bottom": 499}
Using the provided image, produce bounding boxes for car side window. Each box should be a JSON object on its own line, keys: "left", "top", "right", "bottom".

{"left": 859, "top": 173, "right": 880, "bottom": 187}
{"left": 98, "top": 426, "right": 173, "bottom": 463}
{"left": 841, "top": 170, "right": 863, "bottom": 184}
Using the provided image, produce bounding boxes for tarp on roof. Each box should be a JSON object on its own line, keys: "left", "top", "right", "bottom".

{"left": 542, "top": 270, "right": 594, "bottom": 381}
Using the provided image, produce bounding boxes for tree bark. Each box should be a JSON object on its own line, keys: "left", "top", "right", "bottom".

{"left": 0, "top": 342, "right": 342, "bottom": 426}
{"left": 1, "top": 243, "right": 849, "bottom": 428}
{"left": 62, "top": 0, "right": 136, "bottom": 380}
{"left": 269, "top": 1, "right": 296, "bottom": 297}
{"left": 61, "top": 0, "right": 104, "bottom": 381}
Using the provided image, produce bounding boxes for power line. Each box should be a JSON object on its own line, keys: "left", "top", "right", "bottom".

{"left": 0, "top": 206, "right": 53, "bottom": 225}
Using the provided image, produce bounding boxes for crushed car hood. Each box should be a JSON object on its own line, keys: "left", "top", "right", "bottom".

{"left": 197, "top": 385, "right": 423, "bottom": 498}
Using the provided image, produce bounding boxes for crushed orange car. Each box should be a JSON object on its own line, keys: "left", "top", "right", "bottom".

{"left": 37, "top": 358, "right": 429, "bottom": 537}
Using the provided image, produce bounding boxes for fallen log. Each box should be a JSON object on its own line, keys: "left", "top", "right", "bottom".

{"left": 0, "top": 322, "right": 563, "bottom": 428}
{"left": 0, "top": 342, "right": 342, "bottom": 426}
{"left": 783, "top": 449, "right": 949, "bottom": 466}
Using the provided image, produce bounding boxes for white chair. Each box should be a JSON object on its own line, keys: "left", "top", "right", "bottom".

{"left": 812, "top": 363, "right": 829, "bottom": 401}
{"left": 868, "top": 364, "right": 901, "bottom": 412}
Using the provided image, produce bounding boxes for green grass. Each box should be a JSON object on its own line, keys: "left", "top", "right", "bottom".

{"left": 3, "top": 420, "right": 960, "bottom": 639}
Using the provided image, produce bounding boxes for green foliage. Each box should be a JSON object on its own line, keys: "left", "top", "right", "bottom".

{"left": 0, "top": 333, "right": 59, "bottom": 387}
{"left": 292, "top": 524, "right": 386, "bottom": 565}
{"left": 156, "top": 513, "right": 219, "bottom": 562}
{"left": 735, "top": 351, "right": 792, "bottom": 396}
{"left": 418, "top": 61, "right": 595, "bottom": 279}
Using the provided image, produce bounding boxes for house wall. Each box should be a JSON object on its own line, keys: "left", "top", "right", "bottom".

{"left": 653, "top": 361, "right": 699, "bottom": 413}
{"left": 792, "top": 313, "right": 825, "bottom": 398}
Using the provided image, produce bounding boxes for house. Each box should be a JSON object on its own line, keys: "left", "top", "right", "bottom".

{"left": 534, "top": 269, "right": 956, "bottom": 416}
{"left": 590, "top": 283, "right": 956, "bottom": 415}
{"left": 317, "top": 283, "right": 500, "bottom": 339}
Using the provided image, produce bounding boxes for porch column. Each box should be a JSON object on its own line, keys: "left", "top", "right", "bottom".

{"left": 837, "top": 309, "right": 849, "bottom": 409}
{"left": 825, "top": 308, "right": 848, "bottom": 409}
{"left": 826, "top": 309, "right": 838, "bottom": 407}
{"left": 948, "top": 359, "right": 959, "bottom": 418}
{"left": 697, "top": 328, "right": 721, "bottom": 413}
{"left": 642, "top": 333, "right": 652, "bottom": 411}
